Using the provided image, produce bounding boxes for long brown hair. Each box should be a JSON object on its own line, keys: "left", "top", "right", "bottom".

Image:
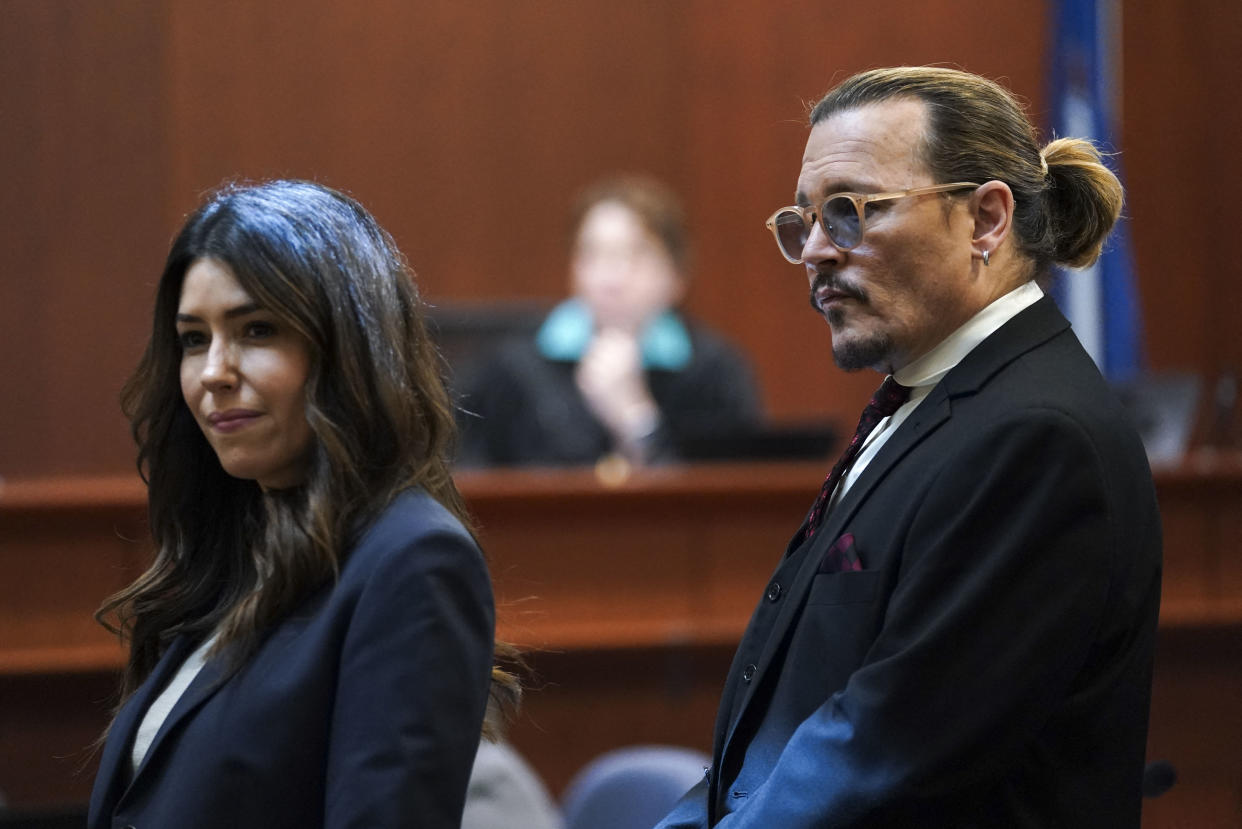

{"left": 98, "top": 180, "right": 517, "bottom": 731}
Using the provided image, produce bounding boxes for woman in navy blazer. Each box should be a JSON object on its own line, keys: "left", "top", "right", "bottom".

{"left": 89, "top": 180, "right": 509, "bottom": 828}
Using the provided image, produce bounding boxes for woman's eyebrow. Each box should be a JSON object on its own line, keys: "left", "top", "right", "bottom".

{"left": 175, "top": 303, "right": 262, "bottom": 324}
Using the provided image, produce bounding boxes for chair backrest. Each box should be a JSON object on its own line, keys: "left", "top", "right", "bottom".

{"left": 560, "top": 745, "right": 710, "bottom": 829}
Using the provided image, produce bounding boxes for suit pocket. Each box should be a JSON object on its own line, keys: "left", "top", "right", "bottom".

{"left": 805, "top": 569, "right": 881, "bottom": 606}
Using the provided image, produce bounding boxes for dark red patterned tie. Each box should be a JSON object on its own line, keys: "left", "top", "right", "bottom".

{"left": 799, "top": 376, "right": 912, "bottom": 544}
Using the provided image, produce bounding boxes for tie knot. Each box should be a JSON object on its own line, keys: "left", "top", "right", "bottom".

{"left": 871, "top": 376, "right": 912, "bottom": 418}
{"left": 796, "top": 374, "right": 914, "bottom": 545}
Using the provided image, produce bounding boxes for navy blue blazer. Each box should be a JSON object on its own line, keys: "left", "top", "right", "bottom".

{"left": 657, "top": 297, "right": 1162, "bottom": 828}
{"left": 89, "top": 489, "right": 495, "bottom": 829}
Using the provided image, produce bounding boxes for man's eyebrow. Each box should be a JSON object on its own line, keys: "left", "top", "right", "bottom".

{"left": 175, "top": 303, "right": 263, "bottom": 323}
{"left": 796, "top": 179, "right": 879, "bottom": 207}
{"left": 833, "top": 180, "right": 871, "bottom": 193}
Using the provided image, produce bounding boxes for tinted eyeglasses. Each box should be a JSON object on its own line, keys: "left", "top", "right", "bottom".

{"left": 765, "top": 182, "right": 979, "bottom": 264}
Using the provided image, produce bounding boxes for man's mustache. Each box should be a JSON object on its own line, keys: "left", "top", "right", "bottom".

{"left": 809, "top": 272, "right": 867, "bottom": 312}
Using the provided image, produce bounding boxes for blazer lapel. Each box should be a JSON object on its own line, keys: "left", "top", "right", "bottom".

{"left": 90, "top": 635, "right": 196, "bottom": 820}
{"left": 788, "top": 295, "right": 1070, "bottom": 560}
{"left": 817, "top": 386, "right": 952, "bottom": 544}
{"left": 99, "top": 635, "right": 231, "bottom": 816}
{"left": 125, "top": 640, "right": 229, "bottom": 790}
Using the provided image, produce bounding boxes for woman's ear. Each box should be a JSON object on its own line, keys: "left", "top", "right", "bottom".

{"left": 971, "top": 180, "right": 1015, "bottom": 261}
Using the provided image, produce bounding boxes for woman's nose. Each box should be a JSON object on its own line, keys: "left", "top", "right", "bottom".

{"left": 200, "top": 339, "right": 239, "bottom": 390}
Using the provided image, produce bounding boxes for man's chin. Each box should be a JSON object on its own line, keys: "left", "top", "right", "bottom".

{"left": 831, "top": 332, "right": 894, "bottom": 373}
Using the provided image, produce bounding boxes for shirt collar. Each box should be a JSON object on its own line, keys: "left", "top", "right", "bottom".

{"left": 535, "top": 298, "right": 694, "bottom": 370}
{"left": 894, "top": 280, "right": 1044, "bottom": 390}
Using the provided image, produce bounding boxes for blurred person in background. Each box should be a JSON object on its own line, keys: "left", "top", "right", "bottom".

{"left": 459, "top": 175, "right": 761, "bottom": 467}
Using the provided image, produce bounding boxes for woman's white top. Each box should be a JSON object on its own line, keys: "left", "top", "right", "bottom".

{"left": 130, "top": 634, "right": 218, "bottom": 775}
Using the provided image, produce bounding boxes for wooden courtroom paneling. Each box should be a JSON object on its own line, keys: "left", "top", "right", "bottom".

{"left": 0, "top": 0, "right": 170, "bottom": 478}
{"left": 1155, "top": 456, "right": 1242, "bottom": 625}
{"left": 1143, "top": 627, "right": 1242, "bottom": 829}
{"left": 463, "top": 463, "right": 829, "bottom": 649}
{"left": 3, "top": 0, "right": 1047, "bottom": 480}
{"left": 2, "top": 461, "right": 1241, "bottom": 828}
{"left": 506, "top": 644, "right": 736, "bottom": 801}
{"left": 0, "top": 670, "right": 118, "bottom": 809}
{"left": 4, "top": 0, "right": 1237, "bottom": 481}
{"left": 1123, "top": 1, "right": 1242, "bottom": 380}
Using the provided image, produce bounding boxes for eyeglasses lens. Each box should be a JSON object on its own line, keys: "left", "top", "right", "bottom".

{"left": 773, "top": 210, "right": 811, "bottom": 262}
{"left": 822, "top": 196, "right": 862, "bottom": 249}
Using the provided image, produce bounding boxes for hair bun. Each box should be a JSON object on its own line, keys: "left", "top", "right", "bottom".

{"left": 1041, "top": 137, "right": 1124, "bottom": 269}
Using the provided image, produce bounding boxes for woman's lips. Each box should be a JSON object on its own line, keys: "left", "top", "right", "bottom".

{"left": 207, "top": 409, "right": 262, "bottom": 433}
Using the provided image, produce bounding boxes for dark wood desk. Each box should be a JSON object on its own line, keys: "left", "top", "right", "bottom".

{"left": 2, "top": 459, "right": 1239, "bottom": 825}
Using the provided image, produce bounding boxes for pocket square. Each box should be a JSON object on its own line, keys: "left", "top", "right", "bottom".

{"left": 820, "top": 532, "right": 863, "bottom": 573}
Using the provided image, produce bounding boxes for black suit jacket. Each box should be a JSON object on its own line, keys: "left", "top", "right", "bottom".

{"left": 456, "top": 320, "right": 761, "bottom": 467}
{"left": 657, "top": 297, "right": 1162, "bottom": 828}
{"left": 88, "top": 489, "right": 495, "bottom": 829}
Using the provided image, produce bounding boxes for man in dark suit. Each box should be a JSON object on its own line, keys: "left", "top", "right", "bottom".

{"left": 655, "top": 66, "right": 1162, "bottom": 828}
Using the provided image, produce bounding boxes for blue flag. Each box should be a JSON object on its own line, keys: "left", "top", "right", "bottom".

{"left": 1048, "top": 0, "right": 1143, "bottom": 381}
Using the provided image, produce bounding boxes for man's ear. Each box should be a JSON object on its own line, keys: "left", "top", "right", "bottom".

{"left": 971, "top": 180, "right": 1014, "bottom": 259}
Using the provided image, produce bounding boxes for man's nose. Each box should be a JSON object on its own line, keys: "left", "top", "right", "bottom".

{"left": 801, "top": 219, "right": 844, "bottom": 278}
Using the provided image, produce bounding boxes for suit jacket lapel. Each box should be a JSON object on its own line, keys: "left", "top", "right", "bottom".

{"left": 97, "top": 635, "right": 231, "bottom": 814}
{"left": 126, "top": 640, "right": 229, "bottom": 790}
{"left": 718, "top": 296, "right": 1072, "bottom": 767}
{"left": 816, "top": 385, "right": 952, "bottom": 543}
{"left": 796, "top": 295, "right": 1070, "bottom": 555}
{"left": 90, "top": 635, "right": 195, "bottom": 819}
